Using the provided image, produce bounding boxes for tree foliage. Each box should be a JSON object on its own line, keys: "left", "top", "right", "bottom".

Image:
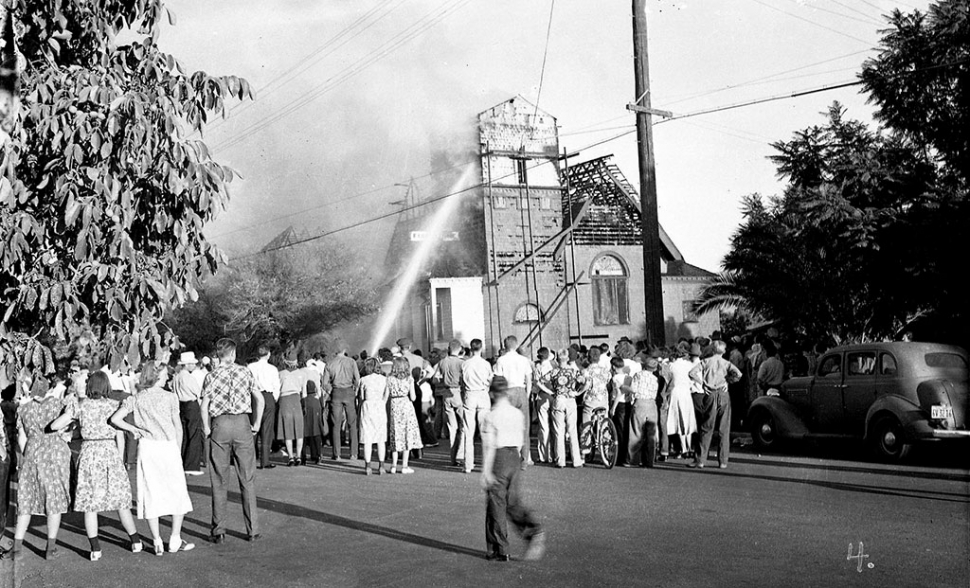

{"left": 0, "top": 1, "right": 251, "bottom": 376}
{"left": 168, "top": 244, "right": 379, "bottom": 359}
{"left": 695, "top": 1, "right": 969, "bottom": 347}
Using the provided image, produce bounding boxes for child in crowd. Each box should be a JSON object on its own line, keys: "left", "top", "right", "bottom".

{"left": 481, "top": 376, "right": 545, "bottom": 562}
{"left": 302, "top": 380, "right": 326, "bottom": 465}
{"left": 358, "top": 358, "right": 388, "bottom": 475}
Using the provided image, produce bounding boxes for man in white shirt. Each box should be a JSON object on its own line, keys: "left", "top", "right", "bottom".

{"left": 460, "top": 339, "right": 493, "bottom": 473}
{"left": 173, "top": 351, "right": 206, "bottom": 475}
{"left": 247, "top": 344, "right": 281, "bottom": 469}
{"left": 491, "top": 336, "right": 533, "bottom": 464}
{"left": 481, "top": 376, "right": 544, "bottom": 562}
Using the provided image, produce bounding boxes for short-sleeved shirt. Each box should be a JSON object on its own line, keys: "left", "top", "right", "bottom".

{"left": 583, "top": 364, "right": 612, "bottom": 407}
{"left": 493, "top": 351, "right": 533, "bottom": 389}
{"left": 460, "top": 356, "right": 493, "bottom": 395}
{"left": 202, "top": 363, "right": 257, "bottom": 418}
{"left": 611, "top": 373, "right": 631, "bottom": 404}
{"left": 542, "top": 367, "right": 587, "bottom": 397}
{"left": 172, "top": 369, "right": 204, "bottom": 403}
{"left": 483, "top": 399, "right": 524, "bottom": 449}
{"left": 433, "top": 356, "right": 464, "bottom": 396}
{"left": 247, "top": 359, "right": 281, "bottom": 397}
{"left": 123, "top": 388, "right": 180, "bottom": 442}
{"left": 629, "top": 371, "right": 661, "bottom": 403}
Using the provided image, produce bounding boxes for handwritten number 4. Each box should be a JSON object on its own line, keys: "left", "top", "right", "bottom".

{"left": 847, "top": 542, "right": 875, "bottom": 572}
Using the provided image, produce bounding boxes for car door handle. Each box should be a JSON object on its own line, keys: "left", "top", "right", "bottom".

{"left": 835, "top": 384, "right": 847, "bottom": 389}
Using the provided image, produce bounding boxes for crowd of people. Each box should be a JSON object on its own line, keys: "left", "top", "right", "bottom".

{"left": 0, "top": 329, "right": 789, "bottom": 564}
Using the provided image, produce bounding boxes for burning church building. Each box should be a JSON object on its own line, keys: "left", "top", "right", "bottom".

{"left": 379, "top": 96, "right": 719, "bottom": 356}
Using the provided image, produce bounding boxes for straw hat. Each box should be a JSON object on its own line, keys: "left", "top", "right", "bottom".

{"left": 178, "top": 351, "right": 198, "bottom": 365}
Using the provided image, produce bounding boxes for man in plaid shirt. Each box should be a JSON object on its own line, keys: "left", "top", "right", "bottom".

{"left": 201, "top": 338, "right": 264, "bottom": 544}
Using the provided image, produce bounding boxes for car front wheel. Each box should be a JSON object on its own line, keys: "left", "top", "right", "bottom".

{"left": 749, "top": 409, "right": 778, "bottom": 449}
{"left": 868, "top": 415, "right": 911, "bottom": 461}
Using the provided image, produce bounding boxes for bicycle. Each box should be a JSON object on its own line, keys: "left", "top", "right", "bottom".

{"left": 579, "top": 407, "right": 619, "bottom": 468}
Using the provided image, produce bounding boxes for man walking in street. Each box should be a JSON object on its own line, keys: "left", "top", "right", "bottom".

{"left": 173, "top": 351, "right": 205, "bottom": 475}
{"left": 492, "top": 336, "right": 534, "bottom": 465}
{"left": 430, "top": 339, "right": 465, "bottom": 466}
{"left": 323, "top": 345, "right": 360, "bottom": 461}
{"left": 688, "top": 340, "right": 742, "bottom": 469}
{"left": 460, "top": 339, "right": 493, "bottom": 473}
{"left": 481, "top": 376, "right": 545, "bottom": 562}
{"left": 201, "top": 338, "right": 263, "bottom": 543}
{"left": 248, "top": 344, "right": 280, "bottom": 470}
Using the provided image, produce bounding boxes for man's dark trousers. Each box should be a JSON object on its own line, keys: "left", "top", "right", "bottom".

{"left": 486, "top": 447, "right": 541, "bottom": 558}
{"left": 180, "top": 400, "right": 204, "bottom": 471}
{"left": 692, "top": 389, "right": 732, "bottom": 465}
{"left": 209, "top": 414, "right": 258, "bottom": 538}
{"left": 506, "top": 386, "right": 531, "bottom": 462}
{"left": 330, "top": 387, "right": 358, "bottom": 459}
{"left": 256, "top": 392, "right": 276, "bottom": 467}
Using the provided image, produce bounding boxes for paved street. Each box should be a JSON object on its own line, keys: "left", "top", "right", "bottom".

{"left": 1, "top": 440, "right": 967, "bottom": 588}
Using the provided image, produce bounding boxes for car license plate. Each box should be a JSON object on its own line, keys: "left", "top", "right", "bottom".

{"left": 931, "top": 405, "right": 953, "bottom": 420}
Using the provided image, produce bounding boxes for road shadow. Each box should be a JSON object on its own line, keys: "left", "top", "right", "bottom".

{"left": 729, "top": 455, "right": 970, "bottom": 483}
{"left": 662, "top": 463, "right": 970, "bottom": 504}
{"left": 185, "top": 485, "right": 483, "bottom": 559}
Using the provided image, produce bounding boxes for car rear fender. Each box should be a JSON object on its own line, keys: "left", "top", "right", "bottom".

{"left": 917, "top": 378, "right": 968, "bottom": 429}
{"left": 748, "top": 396, "right": 810, "bottom": 438}
{"left": 865, "top": 395, "right": 922, "bottom": 441}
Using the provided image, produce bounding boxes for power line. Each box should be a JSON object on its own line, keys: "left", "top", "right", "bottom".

{"left": 532, "top": 0, "right": 556, "bottom": 116}
{"left": 224, "top": 56, "right": 969, "bottom": 256}
{"left": 661, "top": 48, "right": 874, "bottom": 106}
{"left": 827, "top": 0, "right": 887, "bottom": 24}
{"left": 209, "top": 157, "right": 476, "bottom": 240}
{"left": 204, "top": 2, "right": 405, "bottom": 134}
{"left": 747, "top": 0, "right": 874, "bottom": 45}
{"left": 793, "top": 0, "right": 883, "bottom": 26}
{"left": 211, "top": 0, "right": 471, "bottom": 153}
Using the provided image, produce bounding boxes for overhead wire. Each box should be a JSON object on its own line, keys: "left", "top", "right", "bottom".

{"left": 791, "top": 0, "right": 884, "bottom": 26}
{"left": 747, "top": 0, "right": 874, "bottom": 44}
{"left": 209, "top": 156, "right": 476, "bottom": 240}
{"left": 222, "top": 56, "right": 967, "bottom": 254}
{"left": 204, "top": 1, "right": 406, "bottom": 134}
{"left": 827, "top": 0, "right": 887, "bottom": 24}
{"left": 211, "top": 0, "right": 472, "bottom": 153}
{"left": 659, "top": 48, "right": 874, "bottom": 106}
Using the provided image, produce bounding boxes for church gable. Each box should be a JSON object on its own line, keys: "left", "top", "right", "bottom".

{"left": 561, "top": 155, "right": 682, "bottom": 262}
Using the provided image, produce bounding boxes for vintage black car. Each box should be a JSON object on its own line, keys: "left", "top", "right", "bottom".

{"left": 747, "top": 342, "right": 969, "bottom": 460}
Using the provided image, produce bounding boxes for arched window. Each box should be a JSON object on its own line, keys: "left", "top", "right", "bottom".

{"left": 513, "top": 302, "right": 542, "bottom": 324}
{"left": 591, "top": 254, "right": 629, "bottom": 326}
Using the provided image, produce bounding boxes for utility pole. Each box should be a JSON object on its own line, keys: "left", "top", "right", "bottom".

{"left": 631, "top": 0, "right": 665, "bottom": 346}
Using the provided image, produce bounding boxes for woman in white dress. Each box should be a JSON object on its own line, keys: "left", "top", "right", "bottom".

{"left": 665, "top": 346, "right": 698, "bottom": 458}
{"left": 111, "top": 362, "right": 194, "bottom": 556}
{"left": 357, "top": 358, "right": 389, "bottom": 475}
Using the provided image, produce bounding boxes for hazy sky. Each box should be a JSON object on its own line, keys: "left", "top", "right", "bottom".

{"left": 158, "top": 0, "right": 931, "bottom": 273}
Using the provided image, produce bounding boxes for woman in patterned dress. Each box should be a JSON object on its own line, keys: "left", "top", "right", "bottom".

{"left": 111, "top": 361, "right": 194, "bottom": 556}
{"left": 50, "top": 371, "right": 143, "bottom": 561}
{"left": 0, "top": 376, "right": 71, "bottom": 561}
{"left": 386, "top": 357, "right": 422, "bottom": 474}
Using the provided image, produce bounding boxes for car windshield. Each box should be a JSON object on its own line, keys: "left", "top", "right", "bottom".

{"left": 925, "top": 353, "right": 968, "bottom": 370}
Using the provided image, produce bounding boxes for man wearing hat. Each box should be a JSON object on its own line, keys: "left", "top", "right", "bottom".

{"left": 481, "top": 375, "right": 545, "bottom": 562}
{"left": 688, "top": 340, "right": 742, "bottom": 469}
{"left": 173, "top": 351, "right": 206, "bottom": 475}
